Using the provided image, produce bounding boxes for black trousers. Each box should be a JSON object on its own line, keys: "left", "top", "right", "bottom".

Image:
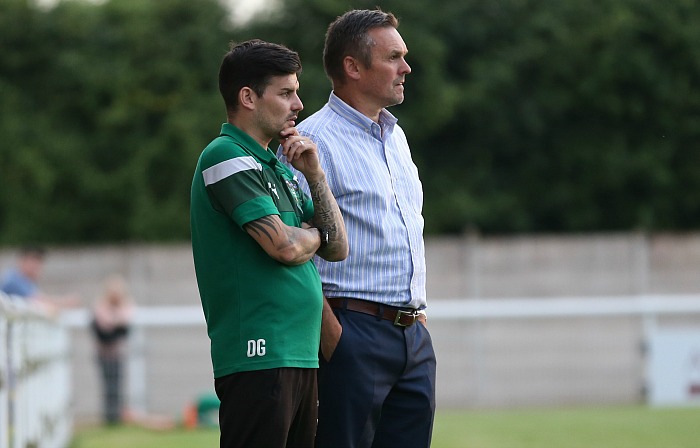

{"left": 215, "top": 367, "right": 318, "bottom": 448}
{"left": 98, "top": 356, "right": 123, "bottom": 424}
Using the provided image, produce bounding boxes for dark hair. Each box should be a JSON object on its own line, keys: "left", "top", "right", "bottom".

{"left": 219, "top": 39, "right": 302, "bottom": 112}
{"left": 19, "top": 246, "right": 46, "bottom": 259}
{"left": 323, "top": 9, "right": 399, "bottom": 85}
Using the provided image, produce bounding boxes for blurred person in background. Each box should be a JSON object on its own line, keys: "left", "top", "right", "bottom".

{"left": 278, "top": 9, "right": 436, "bottom": 448}
{"left": 190, "top": 39, "right": 347, "bottom": 447}
{"left": 91, "top": 274, "right": 134, "bottom": 425}
{"left": 0, "top": 245, "right": 80, "bottom": 314}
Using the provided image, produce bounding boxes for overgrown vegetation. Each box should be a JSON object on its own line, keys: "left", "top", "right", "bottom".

{"left": 2, "top": 0, "right": 699, "bottom": 244}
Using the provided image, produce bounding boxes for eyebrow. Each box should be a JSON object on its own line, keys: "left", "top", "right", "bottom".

{"left": 280, "top": 80, "right": 300, "bottom": 91}
{"left": 388, "top": 47, "right": 407, "bottom": 57}
{"left": 277, "top": 83, "right": 299, "bottom": 93}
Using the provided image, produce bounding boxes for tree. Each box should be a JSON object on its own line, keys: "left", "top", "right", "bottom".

{"left": 1, "top": 0, "right": 699, "bottom": 244}
{"left": 241, "top": 0, "right": 700, "bottom": 234}
{"left": 0, "top": 0, "right": 232, "bottom": 244}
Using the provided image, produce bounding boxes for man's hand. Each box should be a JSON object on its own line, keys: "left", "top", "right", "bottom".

{"left": 320, "top": 298, "right": 343, "bottom": 361}
{"left": 279, "top": 127, "right": 348, "bottom": 262}
{"left": 279, "top": 127, "right": 322, "bottom": 181}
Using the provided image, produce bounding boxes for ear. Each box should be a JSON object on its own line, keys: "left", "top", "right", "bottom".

{"left": 238, "top": 87, "right": 256, "bottom": 111}
{"left": 343, "top": 56, "right": 362, "bottom": 81}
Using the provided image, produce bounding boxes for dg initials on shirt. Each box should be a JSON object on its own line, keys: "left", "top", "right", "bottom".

{"left": 246, "top": 339, "right": 266, "bottom": 357}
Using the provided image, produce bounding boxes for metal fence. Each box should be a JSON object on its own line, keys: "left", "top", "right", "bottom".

{"left": 429, "top": 294, "right": 700, "bottom": 408}
{"left": 4, "top": 290, "right": 700, "bottom": 439}
{"left": 0, "top": 293, "right": 72, "bottom": 448}
{"left": 61, "top": 295, "right": 700, "bottom": 418}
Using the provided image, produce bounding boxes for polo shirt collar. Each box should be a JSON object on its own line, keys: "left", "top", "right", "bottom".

{"left": 327, "top": 92, "right": 398, "bottom": 137}
{"left": 219, "top": 122, "right": 278, "bottom": 167}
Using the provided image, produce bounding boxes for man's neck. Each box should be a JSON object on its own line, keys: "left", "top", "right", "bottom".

{"left": 334, "top": 89, "right": 382, "bottom": 123}
{"left": 228, "top": 117, "right": 271, "bottom": 149}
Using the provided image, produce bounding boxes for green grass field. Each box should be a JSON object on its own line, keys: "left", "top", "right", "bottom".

{"left": 69, "top": 406, "right": 700, "bottom": 448}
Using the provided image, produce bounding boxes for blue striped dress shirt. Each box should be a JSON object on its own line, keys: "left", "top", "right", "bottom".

{"left": 279, "top": 93, "right": 426, "bottom": 309}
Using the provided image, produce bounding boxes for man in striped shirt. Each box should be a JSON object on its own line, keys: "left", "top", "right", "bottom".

{"left": 278, "top": 9, "right": 437, "bottom": 448}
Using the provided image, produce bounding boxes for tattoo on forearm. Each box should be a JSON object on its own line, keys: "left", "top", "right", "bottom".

{"left": 245, "top": 216, "right": 282, "bottom": 244}
{"left": 309, "top": 179, "right": 345, "bottom": 246}
{"left": 309, "top": 181, "right": 334, "bottom": 222}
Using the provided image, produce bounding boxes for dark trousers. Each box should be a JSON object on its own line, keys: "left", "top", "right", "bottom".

{"left": 316, "top": 308, "right": 437, "bottom": 448}
{"left": 215, "top": 367, "right": 318, "bottom": 448}
{"left": 98, "top": 356, "right": 123, "bottom": 424}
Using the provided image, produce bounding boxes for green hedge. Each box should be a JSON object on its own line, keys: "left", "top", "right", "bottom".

{"left": 1, "top": 0, "right": 699, "bottom": 244}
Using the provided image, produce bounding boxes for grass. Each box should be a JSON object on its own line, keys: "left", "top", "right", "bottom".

{"left": 68, "top": 424, "right": 220, "bottom": 448}
{"left": 433, "top": 406, "right": 700, "bottom": 448}
{"left": 69, "top": 406, "right": 700, "bottom": 448}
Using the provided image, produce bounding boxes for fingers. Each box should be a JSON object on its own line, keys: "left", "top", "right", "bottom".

{"left": 283, "top": 136, "right": 316, "bottom": 160}
{"left": 279, "top": 127, "right": 298, "bottom": 140}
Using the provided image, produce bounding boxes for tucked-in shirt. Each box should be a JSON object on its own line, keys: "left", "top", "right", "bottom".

{"left": 0, "top": 269, "right": 38, "bottom": 299}
{"left": 278, "top": 93, "right": 426, "bottom": 309}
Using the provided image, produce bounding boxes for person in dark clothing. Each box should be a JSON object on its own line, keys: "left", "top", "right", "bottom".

{"left": 91, "top": 274, "right": 134, "bottom": 424}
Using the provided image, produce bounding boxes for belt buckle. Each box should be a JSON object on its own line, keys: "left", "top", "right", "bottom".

{"left": 393, "top": 309, "right": 418, "bottom": 327}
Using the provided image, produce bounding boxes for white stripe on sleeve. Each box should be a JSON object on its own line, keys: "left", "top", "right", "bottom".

{"left": 202, "top": 157, "right": 262, "bottom": 186}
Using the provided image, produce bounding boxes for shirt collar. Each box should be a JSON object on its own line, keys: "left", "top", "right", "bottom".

{"left": 327, "top": 92, "right": 398, "bottom": 138}
{"left": 219, "top": 122, "right": 278, "bottom": 166}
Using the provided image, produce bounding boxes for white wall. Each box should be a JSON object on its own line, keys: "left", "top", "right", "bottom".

{"left": 3, "top": 232, "right": 700, "bottom": 421}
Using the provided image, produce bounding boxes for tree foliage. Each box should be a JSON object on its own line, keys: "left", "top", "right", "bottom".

{"left": 0, "top": 0, "right": 230, "bottom": 244}
{"left": 244, "top": 0, "right": 700, "bottom": 234}
{"left": 1, "top": 0, "right": 699, "bottom": 245}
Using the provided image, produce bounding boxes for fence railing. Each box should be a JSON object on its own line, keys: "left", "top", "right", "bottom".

{"left": 1, "top": 293, "right": 72, "bottom": 448}
{"left": 4, "top": 292, "right": 699, "bottom": 436}
{"left": 59, "top": 294, "right": 700, "bottom": 415}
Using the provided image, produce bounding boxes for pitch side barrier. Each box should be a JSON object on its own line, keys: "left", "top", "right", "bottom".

{"left": 426, "top": 294, "right": 700, "bottom": 320}
{"left": 0, "top": 293, "right": 72, "bottom": 448}
{"left": 59, "top": 293, "right": 700, "bottom": 325}
{"left": 57, "top": 294, "right": 700, "bottom": 414}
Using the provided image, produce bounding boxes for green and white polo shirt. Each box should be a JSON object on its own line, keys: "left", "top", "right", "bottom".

{"left": 190, "top": 123, "right": 322, "bottom": 378}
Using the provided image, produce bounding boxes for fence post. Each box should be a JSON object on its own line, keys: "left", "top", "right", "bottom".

{"left": 127, "top": 325, "right": 148, "bottom": 417}
{"left": 1, "top": 298, "right": 9, "bottom": 448}
{"left": 1, "top": 293, "right": 72, "bottom": 448}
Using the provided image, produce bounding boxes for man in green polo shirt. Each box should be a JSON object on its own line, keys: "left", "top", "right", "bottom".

{"left": 190, "top": 39, "right": 347, "bottom": 448}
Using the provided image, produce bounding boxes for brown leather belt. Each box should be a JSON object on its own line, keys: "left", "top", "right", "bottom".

{"left": 327, "top": 297, "right": 421, "bottom": 327}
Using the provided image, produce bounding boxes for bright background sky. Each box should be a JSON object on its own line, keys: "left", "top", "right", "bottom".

{"left": 34, "top": 0, "right": 272, "bottom": 24}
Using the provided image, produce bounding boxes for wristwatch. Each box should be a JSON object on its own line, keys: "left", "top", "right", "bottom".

{"left": 317, "top": 227, "right": 330, "bottom": 250}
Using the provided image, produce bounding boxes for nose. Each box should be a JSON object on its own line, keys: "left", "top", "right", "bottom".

{"left": 402, "top": 58, "right": 411, "bottom": 75}
{"left": 293, "top": 93, "right": 304, "bottom": 112}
